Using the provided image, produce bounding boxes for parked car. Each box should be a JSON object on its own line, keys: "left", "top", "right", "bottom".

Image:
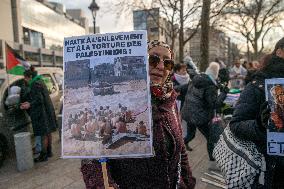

{"left": 0, "top": 67, "right": 63, "bottom": 167}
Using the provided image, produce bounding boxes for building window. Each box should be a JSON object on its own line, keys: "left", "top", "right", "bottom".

{"left": 133, "top": 11, "right": 147, "bottom": 30}
{"left": 150, "top": 27, "right": 159, "bottom": 33}
{"left": 42, "top": 54, "right": 53, "bottom": 63}
{"left": 56, "top": 56, "right": 63, "bottom": 64}
{"left": 23, "top": 27, "right": 45, "bottom": 48}
{"left": 24, "top": 51, "right": 39, "bottom": 62}
{"left": 23, "top": 28, "right": 30, "bottom": 45}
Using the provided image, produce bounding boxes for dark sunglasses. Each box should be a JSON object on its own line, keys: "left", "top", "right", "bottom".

{"left": 149, "top": 55, "right": 174, "bottom": 71}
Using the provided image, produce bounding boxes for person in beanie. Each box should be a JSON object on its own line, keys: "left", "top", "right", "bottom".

{"left": 229, "top": 37, "right": 284, "bottom": 188}
{"left": 20, "top": 70, "right": 57, "bottom": 162}
{"left": 81, "top": 40, "right": 196, "bottom": 189}
{"left": 182, "top": 62, "right": 228, "bottom": 160}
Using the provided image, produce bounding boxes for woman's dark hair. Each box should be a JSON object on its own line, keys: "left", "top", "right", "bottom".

{"left": 259, "top": 37, "right": 284, "bottom": 71}
{"left": 273, "top": 37, "right": 284, "bottom": 55}
{"left": 23, "top": 70, "right": 33, "bottom": 78}
{"left": 173, "top": 63, "right": 187, "bottom": 72}
{"left": 248, "top": 62, "right": 254, "bottom": 69}
{"left": 218, "top": 68, "right": 230, "bottom": 83}
{"left": 259, "top": 54, "right": 273, "bottom": 71}
{"left": 215, "top": 58, "right": 220, "bottom": 63}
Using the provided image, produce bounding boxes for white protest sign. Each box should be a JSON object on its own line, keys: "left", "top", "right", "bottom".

{"left": 265, "top": 78, "right": 284, "bottom": 156}
{"left": 62, "top": 31, "right": 153, "bottom": 159}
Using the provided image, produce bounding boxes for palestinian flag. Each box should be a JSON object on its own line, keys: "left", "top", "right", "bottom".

{"left": 5, "top": 43, "right": 30, "bottom": 75}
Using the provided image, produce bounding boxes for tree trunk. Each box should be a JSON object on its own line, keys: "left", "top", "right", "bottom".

{"left": 253, "top": 39, "right": 258, "bottom": 60}
{"left": 179, "top": 0, "right": 184, "bottom": 64}
{"left": 228, "top": 38, "right": 231, "bottom": 65}
{"left": 200, "top": 0, "right": 211, "bottom": 72}
{"left": 246, "top": 36, "right": 250, "bottom": 61}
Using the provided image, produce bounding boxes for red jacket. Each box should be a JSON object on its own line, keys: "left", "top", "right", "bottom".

{"left": 81, "top": 92, "right": 196, "bottom": 189}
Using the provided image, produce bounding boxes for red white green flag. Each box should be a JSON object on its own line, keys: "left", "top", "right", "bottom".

{"left": 5, "top": 43, "right": 30, "bottom": 75}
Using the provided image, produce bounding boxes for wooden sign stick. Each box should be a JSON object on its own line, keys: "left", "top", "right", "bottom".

{"left": 204, "top": 172, "right": 226, "bottom": 184}
{"left": 210, "top": 171, "right": 224, "bottom": 178}
{"left": 201, "top": 178, "right": 226, "bottom": 189}
{"left": 99, "top": 158, "right": 111, "bottom": 189}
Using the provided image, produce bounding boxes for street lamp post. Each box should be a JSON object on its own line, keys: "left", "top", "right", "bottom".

{"left": 88, "top": 0, "right": 100, "bottom": 34}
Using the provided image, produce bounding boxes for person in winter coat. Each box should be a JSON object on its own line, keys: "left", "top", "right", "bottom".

{"left": 229, "top": 37, "right": 284, "bottom": 188}
{"left": 182, "top": 62, "right": 228, "bottom": 160}
{"left": 81, "top": 40, "right": 196, "bottom": 189}
{"left": 172, "top": 63, "right": 191, "bottom": 110}
{"left": 20, "top": 70, "right": 57, "bottom": 162}
{"left": 244, "top": 61, "right": 261, "bottom": 85}
{"left": 4, "top": 85, "right": 31, "bottom": 132}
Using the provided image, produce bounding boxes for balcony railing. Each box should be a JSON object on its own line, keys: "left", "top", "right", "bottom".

{"left": 0, "top": 39, "right": 63, "bottom": 69}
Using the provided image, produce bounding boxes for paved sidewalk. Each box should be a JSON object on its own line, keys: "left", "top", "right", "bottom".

{"left": 0, "top": 131, "right": 222, "bottom": 189}
{"left": 0, "top": 132, "right": 85, "bottom": 189}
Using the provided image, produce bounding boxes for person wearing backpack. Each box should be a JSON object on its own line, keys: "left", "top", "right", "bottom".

{"left": 229, "top": 37, "right": 284, "bottom": 188}
{"left": 181, "top": 62, "right": 228, "bottom": 160}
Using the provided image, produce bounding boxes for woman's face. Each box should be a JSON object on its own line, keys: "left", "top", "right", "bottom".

{"left": 234, "top": 61, "right": 241, "bottom": 68}
{"left": 276, "top": 48, "right": 284, "bottom": 59}
{"left": 276, "top": 94, "right": 284, "bottom": 105}
{"left": 148, "top": 46, "right": 172, "bottom": 86}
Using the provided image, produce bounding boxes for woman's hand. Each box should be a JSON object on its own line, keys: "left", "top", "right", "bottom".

{"left": 259, "top": 101, "right": 271, "bottom": 130}
{"left": 20, "top": 102, "right": 30, "bottom": 110}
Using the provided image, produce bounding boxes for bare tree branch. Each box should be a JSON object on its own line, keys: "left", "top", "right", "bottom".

{"left": 260, "top": 27, "right": 272, "bottom": 53}
{"left": 220, "top": 0, "right": 284, "bottom": 59}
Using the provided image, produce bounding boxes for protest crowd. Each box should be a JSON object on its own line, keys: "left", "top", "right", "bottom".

{"left": 2, "top": 31, "right": 284, "bottom": 188}
{"left": 79, "top": 37, "right": 284, "bottom": 189}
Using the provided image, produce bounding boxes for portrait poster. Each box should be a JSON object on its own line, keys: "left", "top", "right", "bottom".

{"left": 62, "top": 31, "right": 153, "bottom": 159}
{"left": 265, "top": 78, "right": 284, "bottom": 156}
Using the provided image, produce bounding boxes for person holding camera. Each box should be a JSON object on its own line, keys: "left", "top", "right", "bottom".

{"left": 229, "top": 59, "right": 247, "bottom": 89}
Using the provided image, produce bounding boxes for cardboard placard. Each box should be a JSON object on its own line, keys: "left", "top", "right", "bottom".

{"left": 62, "top": 31, "right": 153, "bottom": 159}
{"left": 265, "top": 78, "right": 284, "bottom": 156}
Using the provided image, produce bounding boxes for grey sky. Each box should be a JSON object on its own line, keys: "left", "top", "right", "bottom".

{"left": 52, "top": 0, "right": 283, "bottom": 49}
{"left": 51, "top": 0, "right": 133, "bottom": 33}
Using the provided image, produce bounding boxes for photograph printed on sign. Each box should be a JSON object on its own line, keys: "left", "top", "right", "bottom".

{"left": 62, "top": 31, "right": 153, "bottom": 159}
{"left": 265, "top": 78, "right": 284, "bottom": 156}
{"left": 265, "top": 79, "right": 284, "bottom": 132}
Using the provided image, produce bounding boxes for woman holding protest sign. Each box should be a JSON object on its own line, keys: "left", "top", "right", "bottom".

{"left": 227, "top": 37, "right": 284, "bottom": 188}
{"left": 81, "top": 40, "right": 196, "bottom": 189}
